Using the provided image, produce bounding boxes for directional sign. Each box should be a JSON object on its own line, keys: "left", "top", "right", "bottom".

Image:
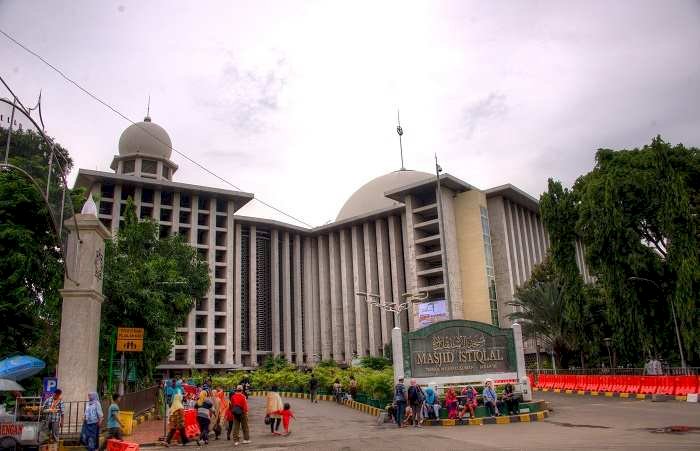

{"left": 117, "top": 327, "right": 144, "bottom": 352}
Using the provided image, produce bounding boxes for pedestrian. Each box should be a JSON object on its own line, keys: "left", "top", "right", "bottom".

{"left": 444, "top": 388, "right": 458, "bottom": 419}
{"left": 42, "top": 388, "right": 64, "bottom": 442}
{"left": 229, "top": 385, "right": 251, "bottom": 446}
{"left": 483, "top": 380, "right": 500, "bottom": 417}
{"left": 459, "top": 385, "right": 478, "bottom": 419}
{"left": 502, "top": 383, "right": 519, "bottom": 415}
{"left": 163, "top": 394, "right": 194, "bottom": 447}
{"left": 196, "top": 390, "right": 213, "bottom": 444}
{"left": 101, "top": 393, "right": 124, "bottom": 450}
{"left": 165, "top": 379, "right": 180, "bottom": 406}
{"left": 348, "top": 375, "right": 358, "bottom": 401}
{"left": 271, "top": 402, "right": 296, "bottom": 436}
{"left": 407, "top": 379, "right": 424, "bottom": 427}
{"left": 209, "top": 389, "right": 222, "bottom": 440}
{"left": 393, "top": 377, "right": 408, "bottom": 428}
{"left": 309, "top": 373, "right": 319, "bottom": 403}
{"left": 81, "top": 392, "right": 103, "bottom": 451}
{"left": 265, "top": 386, "right": 283, "bottom": 434}
{"left": 422, "top": 385, "right": 439, "bottom": 420}
{"left": 333, "top": 379, "right": 343, "bottom": 403}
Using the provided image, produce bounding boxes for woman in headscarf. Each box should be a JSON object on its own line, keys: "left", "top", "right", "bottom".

{"left": 265, "top": 386, "right": 283, "bottom": 434}
{"left": 82, "top": 392, "right": 103, "bottom": 451}
{"left": 459, "top": 385, "right": 478, "bottom": 419}
{"left": 196, "top": 390, "right": 213, "bottom": 444}
{"left": 444, "top": 388, "right": 458, "bottom": 419}
{"left": 209, "top": 389, "right": 222, "bottom": 440}
{"left": 163, "top": 394, "right": 191, "bottom": 446}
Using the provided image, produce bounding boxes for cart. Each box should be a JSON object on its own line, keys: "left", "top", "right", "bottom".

{"left": 0, "top": 394, "right": 49, "bottom": 451}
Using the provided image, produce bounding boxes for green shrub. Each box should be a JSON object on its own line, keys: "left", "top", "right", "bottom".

{"left": 360, "top": 356, "right": 391, "bottom": 370}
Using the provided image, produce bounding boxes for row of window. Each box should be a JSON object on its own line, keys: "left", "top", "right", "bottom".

{"left": 100, "top": 184, "right": 229, "bottom": 213}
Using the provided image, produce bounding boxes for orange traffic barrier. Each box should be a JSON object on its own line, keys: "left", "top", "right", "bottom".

{"left": 638, "top": 376, "right": 659, "bottom": 394}
{"left": 172, "top": 409, "right": 201, "bottom": 442}
{"left": 106, "top": 439, "right": 139, "bottom": 451}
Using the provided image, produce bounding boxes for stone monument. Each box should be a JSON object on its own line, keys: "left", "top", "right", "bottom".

{"left": 56, "top": 195, "right": 110, "bottom": 402}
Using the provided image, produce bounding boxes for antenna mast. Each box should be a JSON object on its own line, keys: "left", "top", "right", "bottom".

{"left": 396, "top": 110, "right": 405, "bottom": 170}
{"left": 146, "top": 95, "right": 151, "bottom": 119}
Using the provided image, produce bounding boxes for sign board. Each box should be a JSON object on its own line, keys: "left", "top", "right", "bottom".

{"left": 417, "top": 299, "right": 449, "bottom": 329}
{"left": 116, "top": 327, "right": 144, "bottom": 352}
{"left": 42, "top": 377, "right": 58, "bottom": 401}
{"left": 403, "top": 320, "right": 516, "bottom": 379}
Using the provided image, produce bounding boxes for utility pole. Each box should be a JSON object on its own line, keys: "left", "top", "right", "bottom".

{"left": 397, "top": 111, "right": 405, "bottom": 170}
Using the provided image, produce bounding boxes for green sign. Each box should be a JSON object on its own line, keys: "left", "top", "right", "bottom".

{"left": 402, "top": 320, "right": 516, "bottom": 379}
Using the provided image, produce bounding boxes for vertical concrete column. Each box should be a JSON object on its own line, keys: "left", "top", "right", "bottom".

{"left": 401, "top": 197, "right": 418, "bottom": 294}
{"left": 328, "top": 232, "right": 344, "bottom": 362}
{"left": 152, "top": 189, "right": 162, "bottom": 221}
{"left": 233, "top": 223, "right": 243, "bottom": 366}
{"left": 512, "top": 203, "right": 527, "bottom": 285}
{"left": 133, "top": 186, "right": 142, "bottom": 218}
{"left": 303, "top": 237, "right": 314, "bottom": 365}
{"left": 375, "top": 218, "right": 392, "bottom": 350}
{"left": 282, "top": 232, "right": 293, "bottom": 361}
{"left": 270, "top": 230, "right": 281, "bottom": 356}
{"left": 171, "top": 192, "right": 181, "bottom": 236}
{"left": 225, "top": 200, "right": 235, "bottom": 366}
{"left": 518, "top": 207, "right": 532, "bottom": 276}
{"left": 207, "top": 199, "right": 217, "bottom": 365}
{"left": 311, "top": 238, "right": 321, "bottom": 362}
{"left": 187, "top": 194, "right": 199, "bottom": 365}
{"left": 110, "top": 185, "right": 122, "bottom": 236}
{"left": 506, "top": 200, "right": 523, "bottom": 287}
{"left": 527, "top": 211, "right": 540, "bottom": 265}
{"left": 388, "top": 215, "right": 407, "bottom": 331}
{"left": 391, "top": 327, "right": 404, "bottom": 383}
{"left": 512, "top": 322, "right": 527, "bottom": 380}
{"left": 339, "top": 229, "right": 356, "bottom": 361}
{"left": 351, "top": 226, "right": 368, "bottom": 357}
{"left": 293, "top": 235, "right": 304, "bottom": 365}
{"left": 317, "top": 235, "right": 332, "bottom": 361}
{"left": 439, "top": 186, "right": 464, "bottom": 319}
{"left": 249, "top": 225, "right": 258, "bottom": 366}
{"left": 57, "top": 213, "right": 110, "bottom": 402}
{"left": 398, "top": 212, "right": 414, "bottom": 331}
{"left": 363, "top": 223, "right": 381, "bottom": 356}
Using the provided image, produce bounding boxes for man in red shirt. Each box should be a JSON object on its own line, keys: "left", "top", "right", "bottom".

{"left": 228, "top": 385, "right": 250, "bottom": 445}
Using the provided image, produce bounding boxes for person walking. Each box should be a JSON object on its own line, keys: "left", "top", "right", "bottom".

{"left": 271, "top": 403, "right": 295, "bottom": 436}
{"left": 209, "top": 389, "right": 223, "bottom": 440}
{"left": 42, "top": 388, "right": 64, "bottom": 443}
{"left": 196, "top": 391, "right": 213, "bottom": 444}
{"left": 309, "top": 373, "right": 319, "bottom": 403}
{"left": 393, "top": 377, "right": 408, "bottom": 428}
{"left": 348, "top": 376, "right": 358, "bottom": 401}
{"left": 163, "top": 394, "right": 193, "bottom": 447}
{"left": 265, "top": 386, "right": 283, "bottom": 434}
{"left": 100, "top": 393, "right": 124, "bottom": 450}
{"left": 82, "top": 392, "right": 103, "bottom": 451}
{"left": 407, "top": 379, "right": 424, "bottom": 427}
{"left": 333, "top": 379, "right": 343, "bottom": 404}
{"left": 229, "top": 385, "right": 251, "bottom": 446}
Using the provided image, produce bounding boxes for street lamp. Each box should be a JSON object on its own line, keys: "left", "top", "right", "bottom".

{"left": 628, "top": 277, "right": 686, "bottom": 370}
{"left": 603, "top": 337, "right": 613, "bottom": 370}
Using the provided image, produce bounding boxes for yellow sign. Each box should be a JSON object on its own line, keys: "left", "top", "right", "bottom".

{"left": 117, "top": 327, "right": 144, "bottom": 352}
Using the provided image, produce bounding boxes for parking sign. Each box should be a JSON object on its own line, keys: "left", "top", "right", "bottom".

{"left": 42, "top": 377, "right": 58, "bottom": 401}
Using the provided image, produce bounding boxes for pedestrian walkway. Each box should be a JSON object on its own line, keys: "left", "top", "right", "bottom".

{"left": 130, "top": 418, "right": 165, "bottom": 445}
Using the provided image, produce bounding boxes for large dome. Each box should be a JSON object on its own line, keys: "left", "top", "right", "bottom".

{"left": 336, "top": 169, "right": 433, "bottom": 221}
{"left": 118, "top": 117, "right": 172, "bottom": 159}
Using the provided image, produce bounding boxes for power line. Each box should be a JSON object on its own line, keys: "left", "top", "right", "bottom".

{"left": 0, "top": 27, "right": 313, "bottom": 228}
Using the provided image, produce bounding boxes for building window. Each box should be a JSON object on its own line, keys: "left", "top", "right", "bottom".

{"left": 122, "top": 159, "right": 135, "bottom": 174}
{"left": 141, "top": 188, "right": 154, "bottom": 204}
{"left": 162, "top": 165, "right": 170, "bottom": 179}
{"left": 180, "top": 193, "right": 191, "bottom": 208}
{"left": 142, "top": 159, "right": 157, "bottom": 174}
{"left": 480, "top": 206, "right": 499, "bottom": 326}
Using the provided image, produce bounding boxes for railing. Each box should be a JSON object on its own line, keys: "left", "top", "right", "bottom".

{"left": 532, "top": 367, "right": 699, "bottom": 376}
{"left": 118, "top": 386, "right": 159, "bottom": 416}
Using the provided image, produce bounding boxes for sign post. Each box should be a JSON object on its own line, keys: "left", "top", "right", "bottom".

{"left": 116, "top": 327, "right": 144, "bottom": 396}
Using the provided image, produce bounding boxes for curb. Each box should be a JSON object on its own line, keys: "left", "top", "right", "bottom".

{"left": 250, "top": 391, "right": 383, "bottom": 417}
{"left": 533, "top": 387, "right": 688, "bottom": 402}
{"left": 422, "top": 410, "right": 549, "bottom": 426}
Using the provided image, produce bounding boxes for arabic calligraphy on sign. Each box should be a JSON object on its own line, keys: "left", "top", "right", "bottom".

{"left": 432, "top": 333, "right": 486, "bottom": 351}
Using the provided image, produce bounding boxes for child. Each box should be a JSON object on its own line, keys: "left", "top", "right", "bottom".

{"left": 272, "top": 403, "right": 296, "bottom": 435}
{"left": 401, "top": 405, "right": 414, "bottom": 427}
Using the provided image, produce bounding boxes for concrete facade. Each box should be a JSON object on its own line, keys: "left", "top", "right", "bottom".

{"left": 74, "top": 119, "right": 593, "bottom": 370}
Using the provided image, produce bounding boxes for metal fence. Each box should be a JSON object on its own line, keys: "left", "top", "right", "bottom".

{"left": 532, "top": 367, "right": 699, "bottom": 376}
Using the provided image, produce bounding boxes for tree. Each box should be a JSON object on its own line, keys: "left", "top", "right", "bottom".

{"left": 101, "top": 200, "right": 209, "bottom": 386}
{"left": 0, "top": 128, "right": 81, "bottom": 368}
{"left": 574, "top": 137, "right": 699, "bottom": 364}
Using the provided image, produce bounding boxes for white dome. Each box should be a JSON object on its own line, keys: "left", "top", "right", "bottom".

{"left": 336, "top": 170, "right": 433, "bottom": 221}
{"left": 118, "top": 117, "right": 172, "bottom": 159}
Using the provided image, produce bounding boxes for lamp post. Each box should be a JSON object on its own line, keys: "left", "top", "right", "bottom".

{"left": 603, "top": 337, "right": 613, "bottom": 370}
{"left": 628, "top": 277, "right": 686, "bottom": 370}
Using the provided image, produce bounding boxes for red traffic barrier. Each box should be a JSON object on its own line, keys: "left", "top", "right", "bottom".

{"left": 107, "top": 439, "right": 139, "bottom": 451}
{"left": 584, "top": 375, "right": 599, "bottom": 392}
{"left": 609, "top": 376, "right": 626, "bottom": 393}
{"left": 673, "top": 376, "right": 699, "bottom": 396}
{"left": 624, "top": 376, "right": 641, "bottom": 394}
{"left": 638, "top": 376, "right": 659, "bottom": 394}
{"left": 172, "top": 409, "right": 201, "bottom": 442}
{"left": 655, "top": 376, "right": 675, "bottom": 395}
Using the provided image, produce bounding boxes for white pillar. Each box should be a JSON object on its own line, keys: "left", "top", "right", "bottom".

{"left": 328, "top": 232, "right": 344, "bottom": 362}
{"left": 339, "top": 229, "right": 356, "bottom": 361}
{"left": 57, "top": 213, "right": 110, "bottom": 402}
{"left": 271, "top": 230, "right": 280, "bottom": 356}
{"left": 391, "top": 327, "right": 404, "bottom": 383}
{"left": 351, "top": 226, "right": 368, "bottom": 357}
{"left": 512, "top": 322, "right": 531, "bottom": 401}
{"left": 282, "top": 232, "right": 293, "bottom": 361}
{"left": 318, "top": 235, "right": 332, "bottom": 361}
{"left": 293, "top": 235, "right": 304, "bottom": 365}
{"left": 249, "top": 225, "right": 258, "bottom": 366}
{"left": 233, "top": 224, "right": 243, "bottom": 366}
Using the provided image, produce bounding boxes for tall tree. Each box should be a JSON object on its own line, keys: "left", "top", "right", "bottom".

{"left": 101, "top": 200, "right": 209, "bottom": 386}
{"left": 575, "top": 137, "right": 699, "bottom": 364}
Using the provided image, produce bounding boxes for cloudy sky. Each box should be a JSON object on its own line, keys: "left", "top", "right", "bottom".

{"left": 1, "top": 0, "right": 698, "bottom": 226}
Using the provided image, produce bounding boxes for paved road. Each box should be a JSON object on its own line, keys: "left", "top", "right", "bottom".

{"left": 156, "top": 392, "right": 699, "bottom": 450}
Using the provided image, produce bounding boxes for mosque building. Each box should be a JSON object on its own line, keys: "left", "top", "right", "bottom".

{"left": 74, "top": 116, "right": 594, "bottom": 371}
